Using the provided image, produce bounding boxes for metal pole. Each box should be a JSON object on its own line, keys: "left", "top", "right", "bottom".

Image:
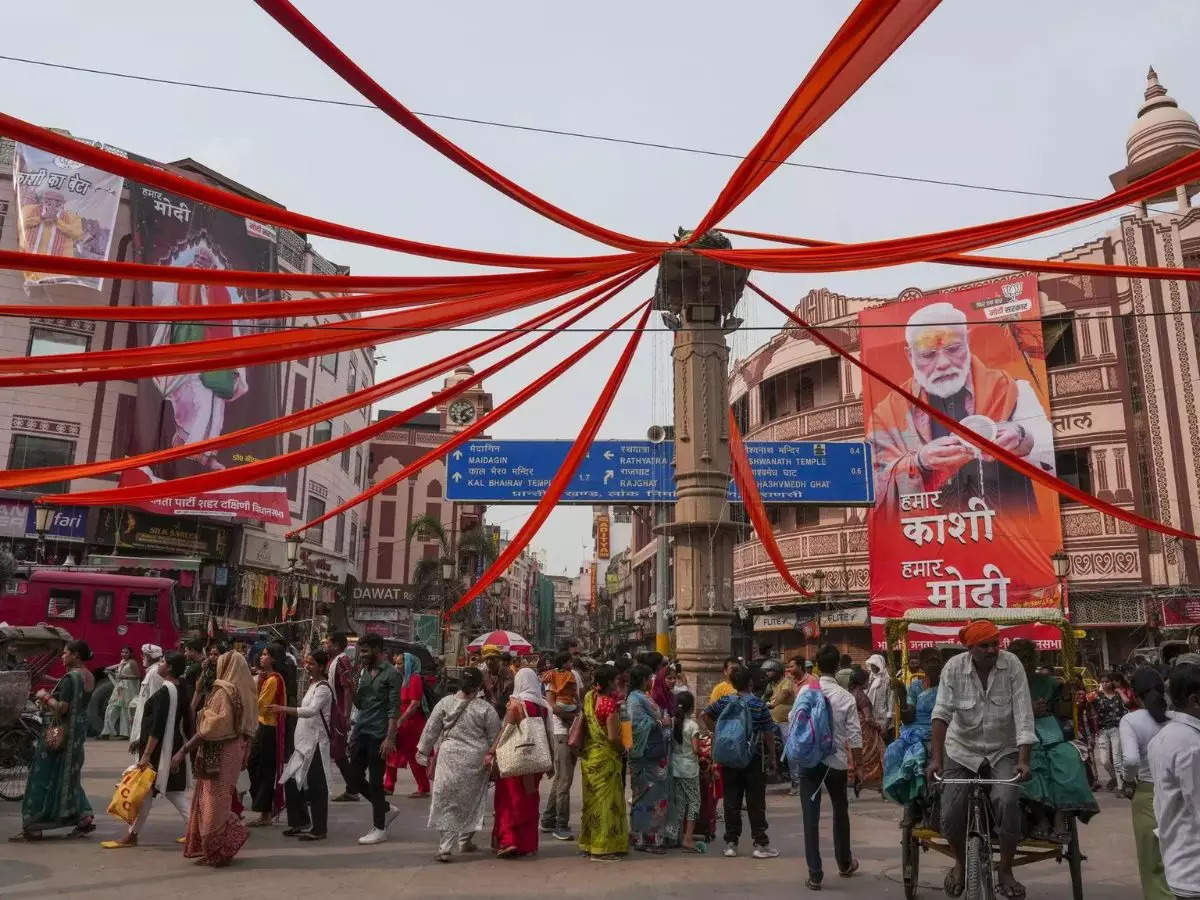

{"left": 655, "top": 525, "right": 670, "bottom": 656}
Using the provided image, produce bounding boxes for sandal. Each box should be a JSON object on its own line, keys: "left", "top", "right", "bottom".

{"left": 996, "top": 880, "right": 1026, "bottom": 899}
{"left": 805, "top": 875, "right": 822, "bottom": 891}
{"left": 9, "top": 831, "right": 43, "bottom": 842}
{"left": 838, "top": 858, "right": 860, "bottom": 877}
{"left": 944, "top": 868, "right": 965, "bottom": 898}
{"left": 246, "top": 819, "right": 273, "bottom": 828}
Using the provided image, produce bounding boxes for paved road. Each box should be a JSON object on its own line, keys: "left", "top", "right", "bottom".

{"left": 0, "top": 739, "right": 1140, "bottom": 899}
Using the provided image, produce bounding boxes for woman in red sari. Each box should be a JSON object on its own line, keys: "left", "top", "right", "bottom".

{"left": 489, "top": 667, "right": 552, "bottom": 857}
{"left": 384, "top": 652, "right": 430, "bottom": 797}
{"left": 247, "top": 644, "right": 286, "bottom": 825}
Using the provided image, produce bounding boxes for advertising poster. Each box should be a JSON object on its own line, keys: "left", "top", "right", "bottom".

{"left": 860, "top": 274, "right": 1063, "bottom": 649}
{"left": 13, "top": 140, "right": 126, "bottom": 290}
{"left": 122, "top": 185, "right": 290, "bottom": 525}
{"left": 595, "top": 512, "right": 611, "bottom": 559}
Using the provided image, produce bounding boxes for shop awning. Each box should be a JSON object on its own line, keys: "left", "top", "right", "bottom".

{"left": 86, "top": 554, "right": 202, "bottom": 572}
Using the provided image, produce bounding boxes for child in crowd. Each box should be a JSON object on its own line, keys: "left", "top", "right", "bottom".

{"left": 667, "top": 692, "right": 704, "bottom": 852}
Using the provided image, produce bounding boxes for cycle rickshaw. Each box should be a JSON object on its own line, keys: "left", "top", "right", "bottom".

{"left": 885, "top": 608, "right": 1086, "bottom": 900}
{"left": 0, "top": 624, "right": 73, "bottom": 802}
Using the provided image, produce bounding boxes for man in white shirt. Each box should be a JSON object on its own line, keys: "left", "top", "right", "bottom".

{"left": 796, "top": 644, "right": 863, "bottom": 890}
{"left": 1149, "top": 663, "right": 1200, "bottom": 900}
{"left": 928, "top": 620, "right": 1035, "bottom": 899}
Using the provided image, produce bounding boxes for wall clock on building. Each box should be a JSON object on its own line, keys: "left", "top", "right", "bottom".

{"left": 448, "top": 398, "right": 477, "bottom": 426}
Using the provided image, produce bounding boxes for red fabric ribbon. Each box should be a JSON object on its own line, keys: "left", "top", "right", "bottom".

{"left": 1, "top": 268, "right": 647, "bottom": 490}
{"left": 691, "top": 0, "right": 941, "bottom": 236}
{"left": 255, "top": 0, "right": 663, "bottom": 254}
{"left": 0, "top": 248, "right": 614, "bottom": 296}
{"left": 39, "top": 273, "right": 648, "bottom": 509}
{"left": 728, "top": 408, "right": 811, "bottom": 597}
{"left": 723, "top": 228, "right": 1200, "bottom": 283}
{"left": 444, "top": 304, "right": 652, "bottom": 618}
{"left": 704, "top": 147, "right": 1200, "bottom": 272}
{"left": 748, "top": 281, "right": 1199, "bottom": 541}
{"left": 0, "top": 111, "right": 647, "bottom": 271}
{"left": 0, "top": 265, "right": 644, "bottom": 386}
{"left": 290, "top": 301, "right": 652, "bottom": 538}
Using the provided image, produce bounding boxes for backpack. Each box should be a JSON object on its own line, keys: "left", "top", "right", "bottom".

{"left": 421, "top": 675, "right": 440, "bottom": 716}
{"left": 713, "top": 695, "right": 757, "bottom": 769}
{"left": 786, "top": 686, "right": 834, "bottom": 769}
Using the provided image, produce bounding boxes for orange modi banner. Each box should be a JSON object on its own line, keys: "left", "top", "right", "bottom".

{"left": 860, "top": 273, "right": 1064, "bottom": 650}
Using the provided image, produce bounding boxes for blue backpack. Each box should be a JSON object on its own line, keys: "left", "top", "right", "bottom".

{"left": 713, "top": 695, "right": 757, "bottom": 769}
{"left": 786, "top": 687, "right": 834, "bottom": 769}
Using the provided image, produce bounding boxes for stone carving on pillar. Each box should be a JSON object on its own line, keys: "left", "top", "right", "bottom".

{"left": 654, "top": 229, "right": 749, "bottom": 700}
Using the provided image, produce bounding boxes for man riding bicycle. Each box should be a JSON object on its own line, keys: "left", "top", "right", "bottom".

{"left": 926, "top": 619, "right": 1036, "bottom": 899}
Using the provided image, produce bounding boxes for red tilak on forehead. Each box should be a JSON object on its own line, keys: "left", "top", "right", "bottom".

{"left": 912, "top": 326, "right": 963, "bottom": 353}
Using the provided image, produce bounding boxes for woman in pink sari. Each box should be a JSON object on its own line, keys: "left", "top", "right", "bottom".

{"left": 488, "top": 668, "right": 553, "bottom": 857}
{"left": 172, "top": 651, "right": 257, "bottom": 867}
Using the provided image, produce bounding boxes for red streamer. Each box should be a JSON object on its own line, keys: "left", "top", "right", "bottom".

{"left": 444, "top": 304, "right": 653, "bottom": 618}
{"left": 39, "top": 273, "right": 648, "bottom": 509}
{"left": 704, "top": 147, "right": 1200, "bottom": 273}
{"left": 692, "top": 0, "right": 941, "bottom": 236}
{"left": 0, "top": 265, "right": 643, "bottom": 385}
{"left": 748, "top": 281, "right": 1200, "bottom": 542}
{"left": 723, "top": 229, "right": 1200, "bottom": 284}
{"left": 290, "top": 302, "right": 652, "bottom": 537}
{"left": 0, "top": 268, "right": 647, "bottom": 490}
{"left": 0, "top": 112, "right": 648, "bottom": 271}
{"left": 255, "top": 0, "right": 663, "bottom": 254}
{"left": 728, "top": 409, "right": 812, "bottom": 597}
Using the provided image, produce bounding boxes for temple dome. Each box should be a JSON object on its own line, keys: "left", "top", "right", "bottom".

{"left": 1126, "top": 67, "right": 1200, "bottom": 166}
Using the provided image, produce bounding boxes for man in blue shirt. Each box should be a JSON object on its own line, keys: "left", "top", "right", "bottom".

{"left": 703, "top": 665, "right": 779, "bottom": 859}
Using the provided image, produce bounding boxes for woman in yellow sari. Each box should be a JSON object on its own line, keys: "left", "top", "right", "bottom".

{"left": 577, "top": 665, "right": 628, "bottom": 861}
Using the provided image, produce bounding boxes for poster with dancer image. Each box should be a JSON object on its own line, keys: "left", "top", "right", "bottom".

{"left": 859, "top": 273, "right": 1063, "bottom": 649}
{"left": 12, "top": 140, "right": 126, "bottom": 290}
{"left": 123, "top": 184, "right": 291, "bottom": 525}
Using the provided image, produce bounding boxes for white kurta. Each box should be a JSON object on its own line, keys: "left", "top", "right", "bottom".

{"left": 279, "top": 680, "right": 333, "bottom": 791}
{"left": 128, "top": 665, "right": 164, "bottom": 747}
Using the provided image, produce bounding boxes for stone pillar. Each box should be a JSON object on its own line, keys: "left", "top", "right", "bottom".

{"left": 654, "top": 233, "right": 747, "bottom": 701}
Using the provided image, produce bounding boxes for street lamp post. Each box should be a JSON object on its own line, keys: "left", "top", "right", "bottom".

{"left": 33, "top": 503, "right": 54, "bottom": 565}
{"left": 285, "top": 533, "right": 302, "bottom": 641}
{"left": 1051, "top": 549, "right": 1070, "bottom": 619}
{"left": 440, "top": 560, "right": 455, "bottom": 656}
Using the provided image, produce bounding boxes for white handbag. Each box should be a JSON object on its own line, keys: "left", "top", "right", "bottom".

{"left": 495, "top": 702, "right": 553, "bottom": 778}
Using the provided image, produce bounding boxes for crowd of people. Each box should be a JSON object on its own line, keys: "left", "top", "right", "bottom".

{"left": 7, "top": 625, "right": 1200, "bottom": 899}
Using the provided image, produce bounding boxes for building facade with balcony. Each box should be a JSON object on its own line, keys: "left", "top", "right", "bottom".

{"left": 729, "top": 69, "right": 1200, "bottom": 669}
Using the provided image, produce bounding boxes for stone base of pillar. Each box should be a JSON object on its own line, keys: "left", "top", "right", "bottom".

{"left": 674, "top": 611, "right": 733, "bottom": 704}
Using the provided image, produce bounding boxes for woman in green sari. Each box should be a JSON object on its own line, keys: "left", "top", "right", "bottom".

{"left": 1008, "top": 639, "right": 1099, "bottom": 835}
{"left": 577, "top": 665, "right": 628, "bottom": 861}
{"left": 12, "top": 640, "right": 96, "bottom": 841}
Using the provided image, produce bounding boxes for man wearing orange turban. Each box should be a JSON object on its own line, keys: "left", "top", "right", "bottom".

{"left": 927, "top": 620, "right": 1036, "bottom": 898}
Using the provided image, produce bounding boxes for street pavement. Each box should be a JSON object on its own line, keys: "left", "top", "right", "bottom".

{"left": 0, "top": 739, "right": 1141, "bottom": 899}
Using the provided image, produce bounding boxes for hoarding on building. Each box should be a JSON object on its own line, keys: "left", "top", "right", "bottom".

{"left": 13, "top": 140, "right": 125, "bottom": 290}
{"left": 122, "top": 185, "right": 289, "bottom": 525}
{"left": 595, "top": 513, "right": 611, "bottom": 559}
{"left": 860, "top": 274, "right": 1063, "bottom": 648}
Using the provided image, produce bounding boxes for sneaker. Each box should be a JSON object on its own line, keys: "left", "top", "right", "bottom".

{"left": 723, "top": 843, "right": 738, "bottom": 858}
{"left": 787, "top": 786, "right": 802, "bottom": 797}
{"left": 553, "top": 830, "right": 574, "bottom": 842}
{"left": 358, "top": 828, "right": 388, "bottom": 845}
{"left": 384, "top": 805, "right": 400, "bottom": 831}
{"left": 436, "top": 851, "right": 451, "bottom": 863}
{"left": 541, "top": 824, "right": 555, "bottom": 834}
{"left": 752, "top": 845, "right": 780, "bottom": 859}
{"left": 331, "top": 791, "right": 360, "bottom": 802}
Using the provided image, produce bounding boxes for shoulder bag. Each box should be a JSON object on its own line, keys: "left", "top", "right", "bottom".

{"left": 428, "top": 698, "right": 470, "bottom": 782}
{"left": 495, "top": 701, "right": 553, "bottom": 778}
{"left": 567, "top": 706, "right": 586, "bottom": 753}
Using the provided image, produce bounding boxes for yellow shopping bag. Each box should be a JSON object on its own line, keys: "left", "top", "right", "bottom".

{"left": 107, "top": 765, "right": 155, "bottom": 825}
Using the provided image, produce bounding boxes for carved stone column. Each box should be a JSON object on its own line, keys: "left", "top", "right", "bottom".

{"left": 654, "top": 234, "right": 747, "bottom": 701}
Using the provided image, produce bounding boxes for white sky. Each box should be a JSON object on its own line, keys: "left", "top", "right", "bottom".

{"left": 7, "top": 0, "right": 1200, "bottom": 574}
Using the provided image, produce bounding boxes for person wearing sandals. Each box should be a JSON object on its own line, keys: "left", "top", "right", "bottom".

{"left": 271, "top": 649, "right": 334, "bottom": 842}
{"left": 627, "top": 663, "right": 673, "bottom": 853}
{"left": 577, "top": 665, "right": 630, "bottom": 861}
{"left": 12, "top": 640, "right": 95, "bottom": 842}
{"left": 927, "top": 620, "right": 1035, "bottom": 900}
{"left": 665, "top": 691, "right": 704, "bottom": 852}
{"left": 490, "top": 667, "right": 553, "bottom": 858}
{"left": 417, "top": 667, "right": 500, "bottom": 863}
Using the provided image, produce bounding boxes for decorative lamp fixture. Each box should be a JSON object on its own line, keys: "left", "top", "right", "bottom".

{"left": 441, "top": 561, "right": 455, "bottom": 581}
{"left": 813, "top": 570, "right": 826, "bottom": 596}
{"left": 33, "top": 504, "right": 54, "bottom": 536}
{"left": 285, "top": 533, "right": 302, "bottom": 567}
{"left": 1051, "top": 549, "right": 1070, "bottom": 579}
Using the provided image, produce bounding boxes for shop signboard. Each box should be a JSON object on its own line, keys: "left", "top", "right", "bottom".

{"left": 96, "top": 507, "right": 231, "bottom": 558}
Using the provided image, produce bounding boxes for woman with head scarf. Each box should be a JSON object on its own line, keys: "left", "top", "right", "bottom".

{"left": 384, "top": 652, "right": 431, "bottom": 798}
{"left": 865, "top": 653, "right": 894, "bottom": 738}
{"left": 651, "top": 663, "right": 678, "bottom": 718}
{"left": 848, "top": 667, "right": 885, "bottom": 791}
{"left": 626, "top": 663, "right": 672, "bottom": 853}
{"left": 172, "top": 650, "right": 257, "bottom": 867}
{"left": 490, "top": 666, "right": 553, "bottom": 857}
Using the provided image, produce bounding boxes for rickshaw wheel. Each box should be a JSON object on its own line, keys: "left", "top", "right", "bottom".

{"left": 964, "top": 834, "right": 993, "bottom": 900}
{"left": 1066, "top": 815, "right": 1084, "bottom": 900}
{"left": 0, "top": 729, "right": 34, "bottom": 802}
{"left": 901, "top": 823, "right": 921, "bottom": 899}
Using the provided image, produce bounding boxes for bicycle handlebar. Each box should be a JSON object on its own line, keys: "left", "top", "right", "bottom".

{"left": 933, "top": 773, "right": 1023, "bottom": 785}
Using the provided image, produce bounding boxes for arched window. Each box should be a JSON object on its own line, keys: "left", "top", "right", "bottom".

{"left": 427, "top": 479, "right": 443, "bottom": 498}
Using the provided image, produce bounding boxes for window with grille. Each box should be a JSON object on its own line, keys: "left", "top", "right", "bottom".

{"left": 306, "top": 496, "right": 326, "bottom": 545}
{"left": 1043, "top": 314, "right": 1077, "bottom": 369}
{"left": 1055, "top": 448, "right": 1092, "bottom": 500}
{"left": 8, "top": 434, "right": 74, "bottom": 495}
{"left": 47, "top": 589, "right": 80, "bottom": 620}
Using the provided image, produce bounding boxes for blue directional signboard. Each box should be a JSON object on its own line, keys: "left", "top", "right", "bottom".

{"left": 445, "top": 439, "right": 873, "bottom": 505}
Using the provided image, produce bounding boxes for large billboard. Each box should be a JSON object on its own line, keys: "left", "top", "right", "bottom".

{"left": 860, "top": 274, "right": 1063, "bottom": 649}
{"left": 13, "top": 140, "right": 125, "bottom": 290}
{"left": 121, "top": 184, "right": 290, "bottom": 525}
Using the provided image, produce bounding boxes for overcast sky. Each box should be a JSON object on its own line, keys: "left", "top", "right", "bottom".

{"left": 8, "top": 0, "right": 1200, "bottom": 575}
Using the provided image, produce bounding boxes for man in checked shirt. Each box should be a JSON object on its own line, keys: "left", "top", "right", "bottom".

{"left": 926, "top": 619, "right": 1036, "bottom": 899}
